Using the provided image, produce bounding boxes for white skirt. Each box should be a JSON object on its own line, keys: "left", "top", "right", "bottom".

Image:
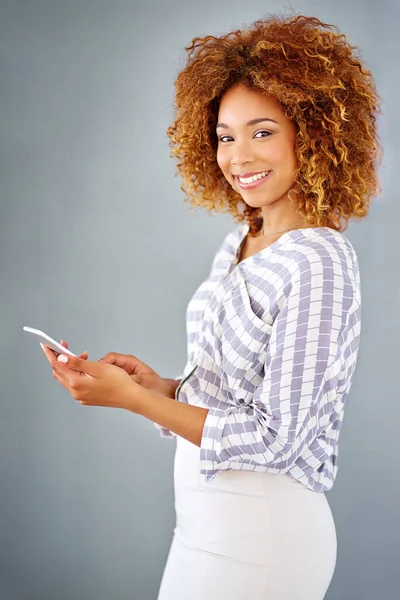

{"left": 157, "top": 435, "right": 337, "bottom": 600}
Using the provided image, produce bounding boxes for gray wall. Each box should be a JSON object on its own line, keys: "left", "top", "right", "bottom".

{"left": 0, "top": 1, "right": 398, "bottom": 599}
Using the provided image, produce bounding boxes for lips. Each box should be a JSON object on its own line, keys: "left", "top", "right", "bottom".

{"left": 234, "top": 170, "right": 271, "bottom": 178}
{"left": 234, "top": 169, "right": 273, "bottom": 190}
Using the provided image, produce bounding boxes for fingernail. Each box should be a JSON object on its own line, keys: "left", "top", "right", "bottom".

{"left": 40, "top": 343, "right": 45, "bottom": 352}
{"left": 58, "top": 355, "right": 68, "bottom": 363}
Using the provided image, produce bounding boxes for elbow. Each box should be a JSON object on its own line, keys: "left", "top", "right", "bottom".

{"left": 254, "top": 413, "right": 303, "bottom": 471}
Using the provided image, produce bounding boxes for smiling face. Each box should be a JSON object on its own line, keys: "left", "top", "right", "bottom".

{"left": 216, "top": 83, "right": 301, "bottom": 226}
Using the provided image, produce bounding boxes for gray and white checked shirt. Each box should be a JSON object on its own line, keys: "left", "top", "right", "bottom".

{"left": 155, "top": 223, "right": 361, "bottom": 493}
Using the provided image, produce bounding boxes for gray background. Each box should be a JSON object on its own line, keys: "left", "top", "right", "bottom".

{"left": 0, "top": 1, "right": 398, "bottom": 599}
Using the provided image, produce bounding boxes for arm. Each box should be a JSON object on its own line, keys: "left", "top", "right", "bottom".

{"left": 144, "top": 251, "right": 359, "bottom": 485}
{"left": 130, "top": 388, "right": 209, "bottom": 447}
{"left": 130, "top": 254, "right": 359, "bottom": 460}
{"left": 162, "top": 378, "right": 181, "bottom": 399}
{"left": 197, "top": 253, "right": 360, "bottom": 480}
{"left": 153, "top": 376, "right": 183, "bottom": 438}
{"left": 152, "top": 227, "right": 244, "bottom": 440}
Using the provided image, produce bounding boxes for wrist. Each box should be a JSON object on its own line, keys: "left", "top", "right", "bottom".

{"left": 162, "top": 378, "right": 180, "bottom": 400}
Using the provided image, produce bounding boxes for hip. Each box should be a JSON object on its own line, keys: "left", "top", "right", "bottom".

{"left": 173, "top": 435, "right": 337, "bottom": 568}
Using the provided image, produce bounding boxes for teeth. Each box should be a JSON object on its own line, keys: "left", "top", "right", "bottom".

{"left": 237, "top": 170, "right": 271, "bottom": 184}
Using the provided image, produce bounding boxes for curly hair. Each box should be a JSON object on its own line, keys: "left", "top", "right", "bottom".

{"left": 167, "top": 13, "right": 383, "bottom": 236}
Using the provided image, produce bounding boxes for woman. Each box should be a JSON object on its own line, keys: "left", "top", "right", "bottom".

{"left": 42, "top": 13, "right": 382, "bottom": 600}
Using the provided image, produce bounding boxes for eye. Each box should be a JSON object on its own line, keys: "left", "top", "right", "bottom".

{"left": 218, "top": 135, "right": 233, "bottom": 143}
{"left": 217, "top": 130, "right": 272, "bottom": 143}
{"left": 254, "top": 130, "right": 272, "bottom": 138}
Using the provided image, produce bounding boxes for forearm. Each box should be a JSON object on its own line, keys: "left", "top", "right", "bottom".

{"left": 162, "top": 378, "right": 181, "bottom": 400}
{"left": 125, "top": 385, "right": 209, "bottom": 447}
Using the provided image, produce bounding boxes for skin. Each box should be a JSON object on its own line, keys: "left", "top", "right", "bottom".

{"left": 41, "top": 344, "right": 209, "bottom": 447}
{"left": 216, "top": 83, "right": 307, "bottom": 238}
{"left": 40, "top": 83, "right": 313, "bottom": 443}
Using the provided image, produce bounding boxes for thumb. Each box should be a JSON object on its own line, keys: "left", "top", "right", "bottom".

{"left": 98, "top": 356, "right": 115, "bottom": 364}
{"left": 57, "top": 354, "right": 99, "bottom": 376}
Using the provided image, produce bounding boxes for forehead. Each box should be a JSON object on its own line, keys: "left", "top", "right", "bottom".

{"left": 218, "top": 84, "right": 285, "bottom": 122}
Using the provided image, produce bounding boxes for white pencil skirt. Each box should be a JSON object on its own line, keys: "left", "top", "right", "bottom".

{"left": 157, "top": 435, "right": 337, "bottom": 600}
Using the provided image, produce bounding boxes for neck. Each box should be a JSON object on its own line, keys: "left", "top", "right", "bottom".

{"left": 262, "top": 223, "right": 305, "bottom": 236}
{"left": 259, "top": 196, "right": 306, "bottom": 236}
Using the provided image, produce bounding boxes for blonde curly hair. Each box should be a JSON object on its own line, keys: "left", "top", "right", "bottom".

{"left": 167, "top": 13, "right": 383, "bottom": 236}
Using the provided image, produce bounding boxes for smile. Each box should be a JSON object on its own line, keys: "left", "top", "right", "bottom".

{"left": 234, "top": 170, "right": 272, "bottom": 189}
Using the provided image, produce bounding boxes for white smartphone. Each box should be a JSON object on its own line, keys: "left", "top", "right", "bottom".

{"left": 23, "top": 326, "right": 77, "bottom": 357}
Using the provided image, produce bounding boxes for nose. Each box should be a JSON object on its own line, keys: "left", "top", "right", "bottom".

{"left": 230, "top": 141, "right": 255, "bottom": 168}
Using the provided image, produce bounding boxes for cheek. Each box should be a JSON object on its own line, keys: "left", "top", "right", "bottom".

{"left": 269, "top": 142, "right": 296, "bottom": 170}
{"left": 216, "top": 149, "right": 229, "bottom": 176}
{"left": 283, "top": 147, "right": 297, "bottom": 172}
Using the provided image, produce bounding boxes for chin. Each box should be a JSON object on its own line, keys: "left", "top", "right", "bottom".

{"left": 242, "top": 200, "right": 266, "bottom": 209}
{"left": 241, "top": 194, "right": 275, "bottom": 208}
{"left": 241, "top": 187, "right": 291, "bottom": 209}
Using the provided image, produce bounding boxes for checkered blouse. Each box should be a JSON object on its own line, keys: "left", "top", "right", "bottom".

{"left": 155, "top": 223, "right": 361, "bottom": 492}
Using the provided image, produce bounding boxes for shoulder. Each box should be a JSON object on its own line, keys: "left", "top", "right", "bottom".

{"left": 269, "top": 228, "right": 361, "bottom": 310}
{"left": 286, "top": 225, "right": 356, "bottom": 256}
{"left": 278, "top": 227, "right": 359, "bottom": 279}
{"left": 204, "top": 223, "right": 246, "bottom": 281}
{"left": 217, "top": 223, "right": 247, "bottom": 254}
{"left": 209, "top": 223, "right": 246, "bottom": 269}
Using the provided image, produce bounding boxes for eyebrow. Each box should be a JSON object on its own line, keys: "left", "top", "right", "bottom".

{"left": 216, "top": 117, "right": 278, "bottom": 129}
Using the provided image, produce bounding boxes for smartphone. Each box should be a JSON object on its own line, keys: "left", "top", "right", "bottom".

{"left": 23, "top": 326, "right": 77, "bottom": 357}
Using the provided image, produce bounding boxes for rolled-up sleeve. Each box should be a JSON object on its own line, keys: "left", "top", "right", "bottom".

{"left": 200, "top": 253, "right": 359, "bottom": 481}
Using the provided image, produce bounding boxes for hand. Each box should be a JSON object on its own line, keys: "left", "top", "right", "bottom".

{"left": 98, "top": 352, "right": 173, "bottom": 397}
{"left": 47, "top": 340, "right": 88, "bottom": 378}
{"left": 40, "top": 343, "right": 138, "bottom": 410}
{"left": 60, "top": 339, "right": 88, "bottom": 360}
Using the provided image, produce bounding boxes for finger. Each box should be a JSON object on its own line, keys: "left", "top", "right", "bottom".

{"left": 40, "top": 346, "right": 82, "bottom": 393}
{"left": 52, "top": 369, "right": 84, "bottom": 401}
{"left": 42, "top": 346, "right": 69, "bottom": 381}
{"left": 57, "top": 354, "right": 99, "bottom": 377}
{"left": 41, "top": 343, "right": 57, "bottom": 364}
{"left": 98, "top": 355, "right": 116, "bottom": 364}
{"left": 60, "top": 340, "right": 87, "bottom": 359}
{"left": 52, "top": 368, "right": 67, "bottom": 386}
{"left": 59, "top": 340, "right": 87, "bottom": 360}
